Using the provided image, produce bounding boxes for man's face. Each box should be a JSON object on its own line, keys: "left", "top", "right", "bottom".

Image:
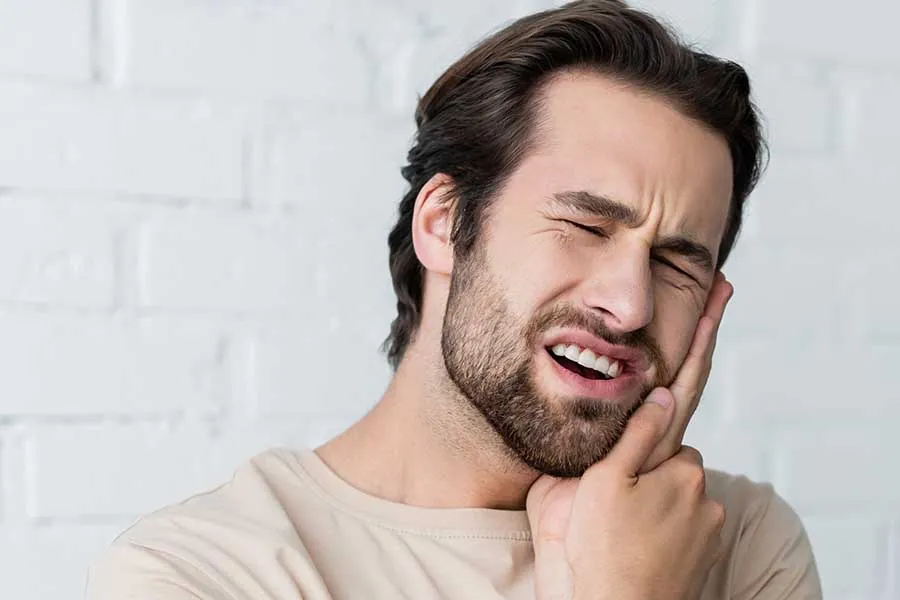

{"left": 441, "top": 73, "right": 734, "bottom": 477}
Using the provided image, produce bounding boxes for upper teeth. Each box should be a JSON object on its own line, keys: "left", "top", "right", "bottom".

{"left": 550, "top": 344, "right": 622, "bottom": 378}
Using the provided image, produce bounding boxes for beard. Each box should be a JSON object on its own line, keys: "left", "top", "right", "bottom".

{"left": 441, "top": 246, "right": 669, "bottom": 478}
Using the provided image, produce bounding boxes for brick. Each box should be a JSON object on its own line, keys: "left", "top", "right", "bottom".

{"left": 253, "top": 315, "right": 393, "bottom": 417}
{"left": 682, "top": 421, "right": 767, "bottom": 482}
{"left": 0, "top": 0, "right": 91, "bottom": 80}
{"left": 0, "top": 428, "right": 28, "bottom": 523}
{"left": 748, "top": 158, "right": 900, "bottom": 242}
{"left": 0, "top": 438, "right": 4, "bottom": 524}
{"left": 727, "top": 160, "right": 900, "bottom": 343}
{"left": 391, "top": 0, "right": 723, "bottom": 114}
{"left": 0, "top": 195, "right": 117, "bottom": 308}
{"left": 803, "top": 515, "right": 890, "bottom": 598}
{"left": 370, "top": 0, "right": 552, "bottom": 113}
{"left": 721, "top": 158, "right": 900, "bottom": 344}
{"left": 0, "top": 524, "right": 125, "bottom": 599}
{"left": 28, "top": 423, "right": 215, "bottom": 518}
{"left": 853, "top": 77, "right": 900, "bottom": 158}
{"left": 722, "top": 341, "right": 896, "bottom": 422}
{"left": 26, "top": 419, "right": 320, "bottom": 519}
{"left": 892, "top": 522, "right": 900, "bottom": 600}
{"left": 397, "top": 1, "right": 556, "bottom": 115}
{"left": 0, "top": 82, "right": 244, "bottom": 200}
{"left": 250, "top": 110, "right": 408, "bottom": 331}
{"left": 752, "top": 64, "right": 837, "bottom": 155}
{"left": 773, "top": 428, "right": 900, "bottom": 511}
{"left": 253, "top": 109, "right": 411, "bottom": 214}
{"left": 855, "top": 249, "right": 900, "bottom": 343}
{"left": 757, "top": 0, "right": 900, "bottom": 63}
{"left": 626, "top": 0, "right": 722, "bottom": 46}
{"left": 721, "top": 244, "right": 862, "bottom": 344}
{"left": 137, "top": 211, "right": 309, "bottom": 312}
{"left": 118, "top": 0, "right": 369, "bottom": 103}
{"left": 0, "top": 313, "right": 226, "bottom": 417}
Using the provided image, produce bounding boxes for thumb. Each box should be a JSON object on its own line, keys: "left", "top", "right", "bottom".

{"left": 527, "top": 475, "right": 576, "bottom": 600}
{"left": 604, "top": 387, "right": 675, "bottom": 476}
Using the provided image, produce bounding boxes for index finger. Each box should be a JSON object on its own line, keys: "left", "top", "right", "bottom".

{"left": 669, "top": 273, "right": 733, "bottom": 409}
{"left": 639, "top": 274, "right": 733, "bottom": 472}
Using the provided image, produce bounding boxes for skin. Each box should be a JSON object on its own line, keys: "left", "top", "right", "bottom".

{"left": 317, "top": 72, "right": 735, "bottom": 594}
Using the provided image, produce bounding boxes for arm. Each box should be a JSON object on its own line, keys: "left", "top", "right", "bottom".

{"left": 731, "top": 486, "right": 822, "bottom": 600}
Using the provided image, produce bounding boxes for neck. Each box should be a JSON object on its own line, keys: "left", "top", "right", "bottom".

{"left": 316, "top": 338, "right": 538, "bottom": 511}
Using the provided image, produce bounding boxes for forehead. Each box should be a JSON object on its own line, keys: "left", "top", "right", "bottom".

{"left": 511, "top": 72, "right": 734, "bottom": 249}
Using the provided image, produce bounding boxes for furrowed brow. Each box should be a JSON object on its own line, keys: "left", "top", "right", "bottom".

{"left": 550, "top": 190, "right": 715, "bottom": 273}
{"left": 549, "top": 191, "right": 640, "bottom": 226}
{"left": 655, "top": 235, "right": 715, "bottom": 273}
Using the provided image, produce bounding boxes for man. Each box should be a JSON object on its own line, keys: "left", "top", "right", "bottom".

{"left": 87, "top": 1, "right": 821, "bottom": 598}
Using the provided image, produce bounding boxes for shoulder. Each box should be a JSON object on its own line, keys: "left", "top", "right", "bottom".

{"left": 86, "top": 448, "right": 317, "bottom": 600}
{"left": 704, "top": 469, "right": 822, "bottom": 599}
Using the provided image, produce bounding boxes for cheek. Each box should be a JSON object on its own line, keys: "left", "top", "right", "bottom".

{"left": 649, "top": 286, "right": 705, "bottom": 366}
{"left": 488, "top": 232, "right": 581, "bottom": 314}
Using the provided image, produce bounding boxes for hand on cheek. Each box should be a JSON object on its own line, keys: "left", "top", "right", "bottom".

{"left": 639, "top": 272, "right": 733, "bottom": 474}
{"left": 526, "top": 274, "right": 734, "bottom": 600}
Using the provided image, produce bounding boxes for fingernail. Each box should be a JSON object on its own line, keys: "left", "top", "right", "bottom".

{"left": 645, "top": 388, "right": 672, "bottom": 409}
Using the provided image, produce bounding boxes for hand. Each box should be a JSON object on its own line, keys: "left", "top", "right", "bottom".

{"left": 640, "top": 272, "right": 733, "bottom": 472}
{"left": 526, "top": 273, "right": 734, "bottom": 600}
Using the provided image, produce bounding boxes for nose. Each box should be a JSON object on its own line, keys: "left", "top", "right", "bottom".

{"left": 580, "top": 240, "right": 654, "bottom": 333}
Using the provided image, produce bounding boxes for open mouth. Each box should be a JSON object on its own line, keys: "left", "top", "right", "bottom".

{"left": 546, "top": 345, "right": 618, "bottom": 381}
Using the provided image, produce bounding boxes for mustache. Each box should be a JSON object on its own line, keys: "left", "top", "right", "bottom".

{"left": 526, "top": 303, "right": 668, "bottom": 382}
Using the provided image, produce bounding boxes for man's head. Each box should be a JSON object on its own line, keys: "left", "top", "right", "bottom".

{"left": 383, "top": 1, "right": 764, "bottom": 477}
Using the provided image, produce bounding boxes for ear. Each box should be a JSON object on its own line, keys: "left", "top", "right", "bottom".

{"left": 411, "top": 173, "right": 456, "bottom": 277}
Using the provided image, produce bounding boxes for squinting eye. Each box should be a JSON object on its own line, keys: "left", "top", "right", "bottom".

{"left": 567, "top": 221, "right": 609, "bottom": 239}
{"left": 653, "top": 256, "right": 693, "bottom": 279}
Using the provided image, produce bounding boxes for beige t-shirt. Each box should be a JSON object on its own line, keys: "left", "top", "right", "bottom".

{"left": 86, "top": 448, "right": 821, "bottom": 599}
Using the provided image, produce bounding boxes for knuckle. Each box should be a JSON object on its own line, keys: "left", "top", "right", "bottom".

{"left": 707, "top": 500, "right": 727, "bottom": 530}
{"left": 672, "top": 450, "right": 706, "bottom": 493}
{"left": 680, "top": 445, "right": 704, "bottom": 467}
{"left": 683, "top": 463, "right": 707, "bottom": 494}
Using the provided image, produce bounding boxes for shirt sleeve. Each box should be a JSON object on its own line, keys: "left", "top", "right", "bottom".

{"left": 730, "top": 484, "right": 822, "bottom": 600}
{"left": 85, "top": 543, "right": 226, "bottom": 600}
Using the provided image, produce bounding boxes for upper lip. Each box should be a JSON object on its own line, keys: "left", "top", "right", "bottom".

{"left": 543, "top": 329, "right": 649, "bottom": 373}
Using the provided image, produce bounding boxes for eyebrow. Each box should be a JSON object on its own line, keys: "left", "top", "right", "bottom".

{"left": 549, "top": 190, "right": 715, "bottom": 273}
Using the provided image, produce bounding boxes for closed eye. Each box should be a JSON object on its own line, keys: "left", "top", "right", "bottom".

{"left": 560, "top": 219, "right": 699, "bottom": 285}
{"left": 653, "top": 255, "right": 696, "bottom": 282}
{"left": 566, "top": 220, "right": 609, "bottom": 239}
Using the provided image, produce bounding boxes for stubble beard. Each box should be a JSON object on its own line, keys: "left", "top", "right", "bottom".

{"left": 441, "top": 247, "right": 666, "bottom": 478}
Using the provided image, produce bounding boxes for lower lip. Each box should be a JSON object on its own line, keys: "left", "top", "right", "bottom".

{"left": 542, "top": 349, "right": 641, "bottom": 401}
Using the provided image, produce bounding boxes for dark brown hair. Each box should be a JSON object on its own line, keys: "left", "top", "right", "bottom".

{"left": 383, "top": 0, "right": 766, "bottom": 369}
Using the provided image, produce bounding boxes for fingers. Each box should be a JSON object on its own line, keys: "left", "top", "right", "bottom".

{"left": 639, "top": 275, "right": 733, "bottom": 473}
{"left": 670, "top": 274, "right": 733, "bottom": 405}
{"left": 602, "top": 388, "right": 675, "bottom": 476}
{"left": 526, "top": 475, "right": 561, "bottom": 525}
{"left": 676, "top": 444, "right": 704, "bottom": 469}
{"left": 705, "top": 271, "right": 733, "bottom": 323}
{"left": 526, "top": 475, "right": 577, "bottom": 600}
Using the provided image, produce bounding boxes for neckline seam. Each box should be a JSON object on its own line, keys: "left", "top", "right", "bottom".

{"left": 281, "top": 448, "right": 534, "bottom": 542}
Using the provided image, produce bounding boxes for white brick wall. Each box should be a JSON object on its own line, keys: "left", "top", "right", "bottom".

{"left": 0, "top": 1, "right": 896, "bottom": 599}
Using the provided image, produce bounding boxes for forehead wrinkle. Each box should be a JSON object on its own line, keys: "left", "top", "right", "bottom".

{"left": 654, "top": 234, "right": 714, "bottom": 273}
{"left": 547, "top": 189, "right": 715, "bottom": 272}
{"left": 548, "top": 190, "right": 640, "bottom": 226}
